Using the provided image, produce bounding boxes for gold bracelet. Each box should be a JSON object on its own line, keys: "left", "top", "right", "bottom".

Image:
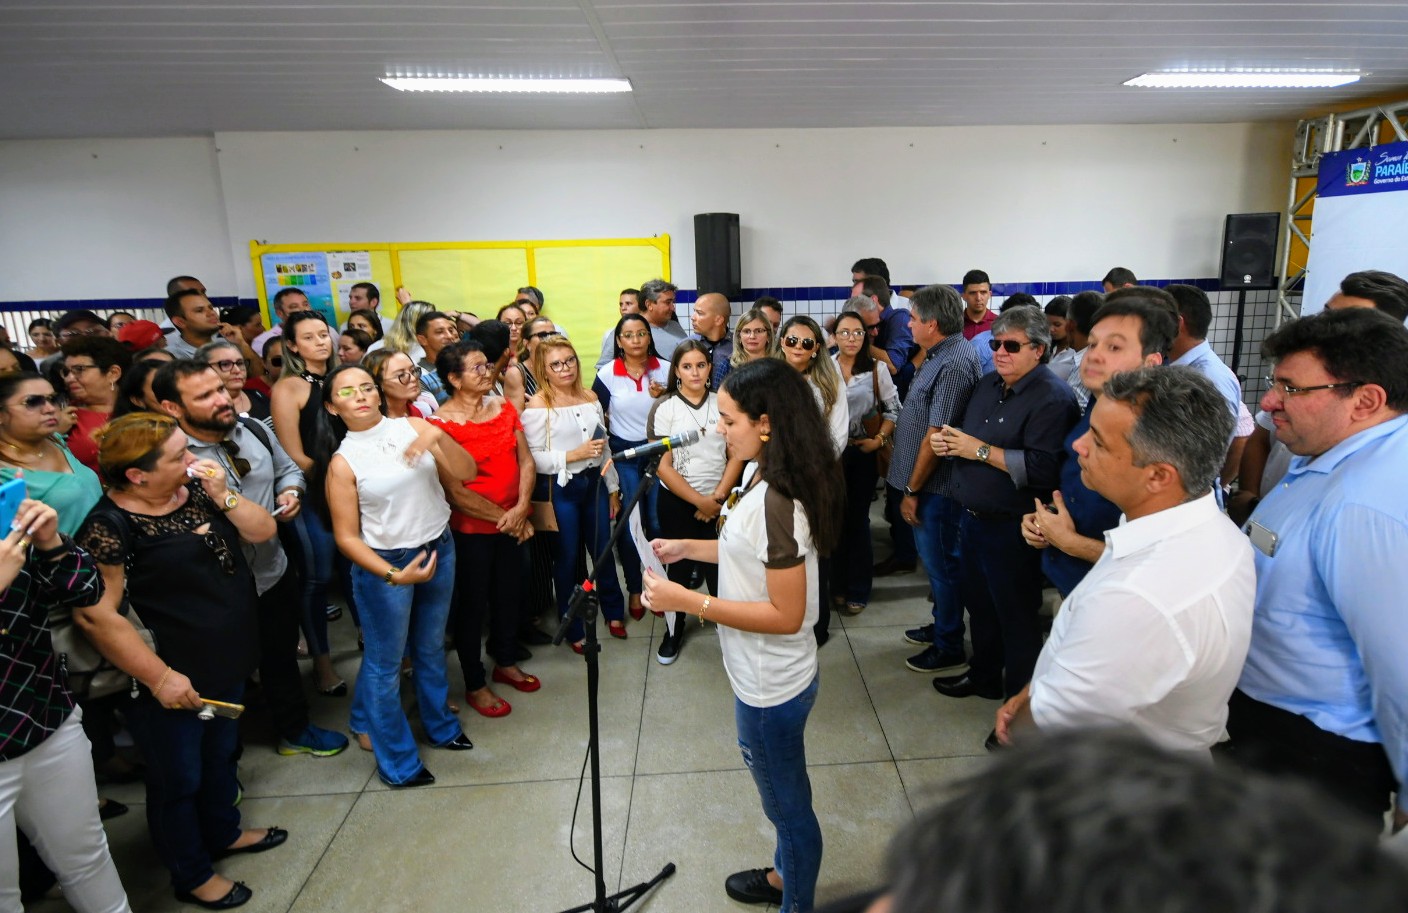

{"left": 153, "top": 665, "right": 172, "bottom": 699}
{"left": 699, "top": 595, "right": 711, "bottom": 626}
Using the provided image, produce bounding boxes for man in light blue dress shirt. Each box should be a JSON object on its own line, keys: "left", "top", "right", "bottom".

{"left": 1227, "top": 307, "right": 1408, "bottom": 832}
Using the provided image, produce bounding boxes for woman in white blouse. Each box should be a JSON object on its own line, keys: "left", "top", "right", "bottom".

{"left": 320, "top": 365, "right": 479, "bottom": 787}
{"left": 831, "top": 310, "right": 900, "bottom": 615}
{"left": 645, "top": 340, "right": 744, "bottom": 664}
{"left": 522, "top": 336, "right": 628, "bottom": 649}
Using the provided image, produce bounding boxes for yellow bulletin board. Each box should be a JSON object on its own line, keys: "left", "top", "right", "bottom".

{"left": 248, "top": 237, "right": 671, "bottom": 354}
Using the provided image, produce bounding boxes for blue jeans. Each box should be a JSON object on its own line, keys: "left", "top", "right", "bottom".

{"left": 348, "top": 530, "right": 463, "bottom": 784}
{"left": 608, "top": 435, "right": 655, "bottom": 594}
{"left": 911, "top": 492, "right": 965, "bottom": 654}
{"left": 735, "top": 676, "right": 822, "bottom": 913}
{"left": 551, "top": 472, "right": 625, "bottom": 642}
{"left": 284, "top": 510, "right": 335, "bottom": 656}
{"left": 126, "top": 685, "right": 244, "bottom": 893}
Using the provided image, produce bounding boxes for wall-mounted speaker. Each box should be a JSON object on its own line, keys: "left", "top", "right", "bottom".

{"left": 694, "top": 213, "right": 741, "bottom": 299}
{"left": 1219, "top": 212, "right": 1280, "bottom": 290}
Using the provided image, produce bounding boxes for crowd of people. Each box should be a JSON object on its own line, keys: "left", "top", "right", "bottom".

{"left": 2, "top": 261, "right": 1406, "bottom": 912}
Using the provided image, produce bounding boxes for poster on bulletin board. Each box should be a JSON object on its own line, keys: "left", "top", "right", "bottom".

{"left": 260, "top": 252, "right": 340, "bottom": 328}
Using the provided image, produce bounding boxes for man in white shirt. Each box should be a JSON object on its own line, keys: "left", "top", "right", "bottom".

{"left": 994, "top": 366, "right": 1256, "bottom": 753}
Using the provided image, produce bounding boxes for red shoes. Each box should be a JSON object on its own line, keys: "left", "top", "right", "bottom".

{"left": 465, "top": 690, "right": 512, "bottom": 718}
{"left": 629, "top": 595, "right": 645, "bottom": 621}
{"left": 608, "top": 620, "right": 628, "bottom": 639}
{"left": 491, "top": 666, "right": 542, "bottom": 693}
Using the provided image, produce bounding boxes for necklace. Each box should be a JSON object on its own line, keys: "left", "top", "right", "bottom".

{"left": 0, "top": 437, "right": 45, "bottom": 463}
{"left": 676, "top": 391, "right": 715, "bottom": 434}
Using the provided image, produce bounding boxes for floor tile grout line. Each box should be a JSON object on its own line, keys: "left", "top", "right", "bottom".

{"left": 282, "top": 765, "right": 377, "bottom": 913}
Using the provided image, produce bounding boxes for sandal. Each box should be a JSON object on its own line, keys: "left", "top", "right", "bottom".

{"left": 843, "top": 602, "right": 867, "bottom": 616}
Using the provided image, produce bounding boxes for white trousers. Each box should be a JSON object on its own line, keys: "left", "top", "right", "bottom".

{"left": 0, "top": 709, "right": 131, "bottom": 913}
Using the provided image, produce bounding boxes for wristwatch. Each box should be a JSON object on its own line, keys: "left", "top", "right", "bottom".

{"left": 903, "top": 486, "right": 919, "bottom": 497}
{"left": 976, "top": 444, "right": 992, "bottom": 463}
{"left": 220, "top": 492, "right": 240, "bottom": 512}
{"left": 384, "top": 566, "right": 401, "bottom": 585}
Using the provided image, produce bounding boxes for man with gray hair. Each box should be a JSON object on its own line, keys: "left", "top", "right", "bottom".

{"left": 639, "top": 277, "right": 686, "bottom": 358}
{"left": 850, "top": 274, "right": 912, "bottom": 373}
{"left": 886, "top": 284, "right": 983, "bottom": 674}
{"left": 994, "top": 367, "right": 1254, "bottom": 753}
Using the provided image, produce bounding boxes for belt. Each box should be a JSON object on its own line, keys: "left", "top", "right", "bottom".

{"left": 964, "top": 508, "right": 1023, "bottom": 522}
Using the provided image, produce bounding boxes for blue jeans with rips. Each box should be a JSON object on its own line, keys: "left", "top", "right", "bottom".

{"left": 735, "top": 675, "right": 822, "bottom": 913}
{"left": 911, "top": 491, "right": 965, "bottom": 654}
{"left": 348, "top": 529, "right": 463, "bottom": 785}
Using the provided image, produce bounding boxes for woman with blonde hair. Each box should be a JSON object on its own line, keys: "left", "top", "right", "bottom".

{"left": 522, "top": 335, "right": 627, "bottom": 649}
{"left": 377, "top": 300, "right": 436, "bottom": 362}
{"left": 730, "top": 307, "right": 775, "bottom": 370}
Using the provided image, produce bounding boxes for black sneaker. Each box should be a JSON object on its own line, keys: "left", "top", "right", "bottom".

{"left": 905, "top": 646, "right": 968, "bottom": 674}
{"left": 903, "top": 623, "right": 934, "bottom": 645}
{"left": 724, "top": 868, "right": 783, "bottom": 906}
{"left": 656, "top": 629, "right": 684, "bottom": 665}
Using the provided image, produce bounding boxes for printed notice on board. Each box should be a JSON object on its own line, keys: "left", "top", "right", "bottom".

{"left": 328, "top": 251, "right": 374, "bottom": 313}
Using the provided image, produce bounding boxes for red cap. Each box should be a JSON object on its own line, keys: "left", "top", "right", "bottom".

{"left": 116, "top": 320, "right": 166, "bottom": 351}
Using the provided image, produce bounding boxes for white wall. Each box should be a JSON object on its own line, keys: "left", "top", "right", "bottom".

{"left": 0, "top": 137, "right": 236, "bottom": 301}
{"left": 0, "top": 123, "right": 1291, "bottom": 302}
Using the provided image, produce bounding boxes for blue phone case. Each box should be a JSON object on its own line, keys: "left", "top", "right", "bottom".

{"left": 0, "top": 477, "right": 26, "bottom": 534}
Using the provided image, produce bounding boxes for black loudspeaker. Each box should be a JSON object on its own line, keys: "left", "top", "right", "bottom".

{"left": 1219, "top": 212, "right": 1280, "bottom": 290}
{"left": 694, "top": 213, "right": 741, "bottom": 299}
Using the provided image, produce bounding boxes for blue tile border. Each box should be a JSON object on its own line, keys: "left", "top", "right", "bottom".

{"left": 0, "top": 296, "right": 239, "bottom": 313}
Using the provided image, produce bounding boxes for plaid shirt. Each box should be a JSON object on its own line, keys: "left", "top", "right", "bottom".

{"left": 886, "top": 334, "right": 982, "bottom": 498}
{"left": 0, "top": 540, "right": 104, "bottom": 761}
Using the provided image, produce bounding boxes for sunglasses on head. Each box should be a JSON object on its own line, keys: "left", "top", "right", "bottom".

{"left": 783, "top": 335, "right": 817, "bottom": 351}
{"left": 988, "top": 338, "right": 1035, "bottom": 354}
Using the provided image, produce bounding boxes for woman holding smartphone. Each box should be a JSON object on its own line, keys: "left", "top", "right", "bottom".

{"left": 643, "top": 358, "right": 842, "bottom": 913}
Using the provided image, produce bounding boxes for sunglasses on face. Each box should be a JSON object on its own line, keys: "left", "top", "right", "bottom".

{"left": 9, "top": 393, "right": 63, "bottom": 411}
{"left": 268, "top": 356, "right": 283, "bottom": 368}
{"left": 988, "top": 339, "right": 1036, "bottom": 354}
{"left": 527, "top": 331, "right": 554, "bottom": 341}
{"left": 783, "top": 335, "right": 817, "bottom": 351}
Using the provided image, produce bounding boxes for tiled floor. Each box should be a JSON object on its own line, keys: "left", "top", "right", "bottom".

{"left": 38, "top": 516, "right": 1005, "bottom": 913}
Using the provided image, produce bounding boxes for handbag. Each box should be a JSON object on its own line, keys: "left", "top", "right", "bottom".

{"left": 528, "top": 417, "right": 559, "bottom": 532}
{"left": 859, "top": 368, "right": 895, "bottom": 475}
{"left": 52, "top": 602, "right": 157, "bottom": 702}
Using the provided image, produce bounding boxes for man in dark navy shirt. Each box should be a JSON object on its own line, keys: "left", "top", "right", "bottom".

{"left": 930, "top": 307, "right": 1079, "bottom": 700}
{"left": 1020, "top": 291, "right": 1178, "bottom": 596}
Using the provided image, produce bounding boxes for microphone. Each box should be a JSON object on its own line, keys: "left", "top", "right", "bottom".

{"left": 610, "top": 430, "right": 701, "bottom": 462}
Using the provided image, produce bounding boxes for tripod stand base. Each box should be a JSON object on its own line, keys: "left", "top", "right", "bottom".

{"left": 555, "top": 861, "right": 676, "bottom": 913}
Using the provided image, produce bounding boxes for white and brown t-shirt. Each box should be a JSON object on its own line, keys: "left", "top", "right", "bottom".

{"left": 717, "top": 472, "right": 819, "bottom": 708}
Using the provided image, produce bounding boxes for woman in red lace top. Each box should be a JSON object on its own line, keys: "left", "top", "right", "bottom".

{"left": 428, "top": 339, "right": 540, "bottom": 719}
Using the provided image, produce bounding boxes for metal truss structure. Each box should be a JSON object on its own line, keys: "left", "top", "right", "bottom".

{"left": 1277, "top": 99, "right": 1408, "bottom": 324}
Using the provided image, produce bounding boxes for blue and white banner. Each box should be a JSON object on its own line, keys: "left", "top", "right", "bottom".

{"left": 1303, "top": 140, "right": 1408, "bottom": 315}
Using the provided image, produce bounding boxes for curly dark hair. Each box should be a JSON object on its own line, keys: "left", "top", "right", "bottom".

{"left": 720, "top": 359, "right": 842, "bottom": 554}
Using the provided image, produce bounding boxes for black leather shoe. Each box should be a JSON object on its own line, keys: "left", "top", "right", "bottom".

{"left": 984, "top": 729, "right": 1002, "bottom": 752}
{"left": 381, "top": 767, "right": 436, "bottom": 788}
{"left": 519, "top": 626, "right": 553, "bottom": 646}
{"left": 434, "top": 733, "right": 474, "bottom": 751}
{"left": 933, "top": 676, "right": 1003, "bottom": 699}
{"left": 724, "top": 868, "right": 783, "bottom": 905}
{"left": 216, "top": 827, "right": 287, "bottom": 859}
{"left": 872, "top": 557, "right": 916, "bottom": 577}
{"left": 174, "top": 882, "right": 252, "bottom": 910}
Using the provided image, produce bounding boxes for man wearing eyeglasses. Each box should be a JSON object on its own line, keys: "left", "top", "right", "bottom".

{"left": 154, "top": 359, "right": 348, "bottom": 759}
{"left": 1224, "top": 308, "right": 1408, "bottom": 834}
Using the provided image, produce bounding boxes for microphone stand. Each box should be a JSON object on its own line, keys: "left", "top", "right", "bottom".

{"left": 553, "top": 453, "right": 675, "bottom": 912}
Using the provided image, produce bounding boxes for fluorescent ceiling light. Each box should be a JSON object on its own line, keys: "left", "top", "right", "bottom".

{"left": 379, "top": 76, "right": 632, "bottom": 94}
{"left": 1124, "top": 71, "right": 1361, "bottom": 89}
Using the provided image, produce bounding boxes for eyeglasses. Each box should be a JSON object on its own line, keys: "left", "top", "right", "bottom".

{"left": 334, "top": 383, "right": 378, "bottom": 398}
{"left": 219, "top": 440, "right": 250, "bottom": 479}
{"left": 619, "top": 331, "right": 651, "bottom": 341}
{"left": 783, "top": 335, "right": 817, "bottom": 351}
{"left": 8, "top": 393, "right": 63, "bottom": 411}
{"left": 387, "top": 370, "right": 417, "bottom": 385}
{"left": 202, "top": 531, "right": 237, "bottom": 575}
{"left": 61, "top": 363, "right": 102, "bottom": 377}
{"left": 1263, "top": 376, "right": 1364, "bottom": 397}
{"left": 740, "top": 327, "right": 770, "bottom": 337}
{"left": 268, "top": 356, "right": 283, "bottom": 368}
{"left": 988, "top": 339, "right": 1037, "bottom": 354}
{"left": 835, "top": 329, "right": 866, "bottom": 340}
{"left": 547, "top": 355, "right": 579, "bottom": 373}
{"left": 527, "top": 331, "right": 554, "bottom": 341}
{"left": 461, "top": 362, "right": 492, "bottom": 377}
{"left": 211, "top": 358, "right": 249, "bottom": 373}
{"left": 58, "top": 327, "right": 107, "bottom": 340}
{"left": 501, "top": 319, "right": 525, "bottom": 328}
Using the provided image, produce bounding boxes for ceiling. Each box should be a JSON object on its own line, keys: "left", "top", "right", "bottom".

{"left": 3, "top": 1, "right": 1406, "bottom": 139}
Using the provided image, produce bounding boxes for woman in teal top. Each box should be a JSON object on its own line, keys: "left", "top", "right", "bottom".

{"left": 0, "top": 373, "right": 104, "bottom": 535}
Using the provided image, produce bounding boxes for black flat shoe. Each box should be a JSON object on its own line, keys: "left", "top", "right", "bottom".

{"left": 932, "top": 675, "right": 1003, "bottom": 700}
{"left": 724, "top": 868, "right": 783, "bottom": 906}
{"left": 98, "top": 798, "right": 129, "bottom": 820}
{"left": 216, "top": 827, "right": 287, "bottom": 859}
{"left": 317, "top": 680, "right": 347, "bottom": 697}
{"left": 174, "top": 882, "right": 252, "bottom": 910}
{"left": 519, "top": 626, "right": 553, "bottom": 646}
{"left": 433, "top": 733, "right": 474, "bottom": 751}
{"left": 381, "top": 766, "right": 436, "bottom": 788}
